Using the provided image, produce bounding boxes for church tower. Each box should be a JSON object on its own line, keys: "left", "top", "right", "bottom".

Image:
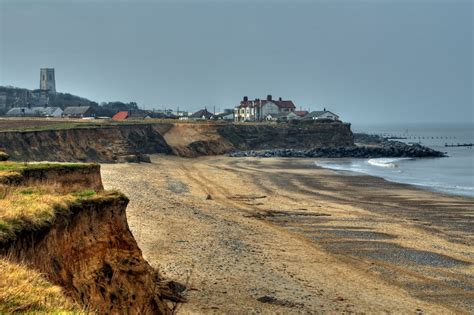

{"left": 40, "top": 68, "right": 56, "bottom": 93}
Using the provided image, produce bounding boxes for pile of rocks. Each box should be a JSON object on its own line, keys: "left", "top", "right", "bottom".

{"left": 228, "top": 144, "right": 445, "bottom": 159}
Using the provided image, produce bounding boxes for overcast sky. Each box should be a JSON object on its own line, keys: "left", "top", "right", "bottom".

{"left": 0, "top": 0, "right": 472, "bottom": 124}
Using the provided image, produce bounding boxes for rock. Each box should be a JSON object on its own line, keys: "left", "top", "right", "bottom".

{"left": 116, "top": 153, "right": 152, "bottom": 163}
{"left": 227, "top": 143, "right": 445, "bottom": 159}
{"left": 206, "top": 194, "right": 213, "bottom": 200}
{"left": 138, "top": 153, "right": 151, "bottom": 163}
{"left": 0, "top": 151, "right": 10, "bottom": 161}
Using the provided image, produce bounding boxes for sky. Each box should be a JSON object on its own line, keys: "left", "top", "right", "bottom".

{"left": 0, "top": 0, "right": 472, "bottom": 124}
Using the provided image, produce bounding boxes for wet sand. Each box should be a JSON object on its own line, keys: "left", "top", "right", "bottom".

{"left": 101, "top": 155, "right": 474, "bottom": 314}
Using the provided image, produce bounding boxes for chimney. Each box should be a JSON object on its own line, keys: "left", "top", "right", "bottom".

{"left": 279, "top": 97, "right": 282, "bottom": 101}
{"left": 243, "top": 96, "right": 248, "bottom": 102}
{"left": 267, "top": 94, "right": 272, "bottom": 101}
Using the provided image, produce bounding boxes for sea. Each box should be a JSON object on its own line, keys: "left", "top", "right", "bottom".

{"left": 315, "top": 123, "right": 474, "bottom": 198}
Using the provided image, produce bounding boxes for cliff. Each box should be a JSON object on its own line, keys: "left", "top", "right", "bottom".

{"left": 0, "top": 121, "right": 354, "bottom": 162}
{"left": 0, "top": 124, "right": 172, "bottom": 162}
{"left": 0, "top": 162, "right": 170, "bottom": 314}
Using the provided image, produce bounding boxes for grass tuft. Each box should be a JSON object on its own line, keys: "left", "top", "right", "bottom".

{"left": 72, "top": 189, "right": 96, "bottom": 199}
{"left": 0, "top": 258, "right": 78, "bottom": 313}
{"left": 0, "top": 161, "right": 96, "bottom": 172}
{"left": 0, "top": 161, "right": 124, "bottom": 313}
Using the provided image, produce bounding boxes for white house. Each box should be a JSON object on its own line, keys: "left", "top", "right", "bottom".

{"left": 32, "top": 106, "right": 63, "bottom": 117}
{"left": 303, "top": 110, "right": 340, "bottom": 121}
{"left": 234, "top": 95, "right": 297, "bottom": 122}
{"left": 265, "top": 111, "right": 299, "bottom": 121}
{"left": 5, "top": 107, "right": 37, "bottom": 117}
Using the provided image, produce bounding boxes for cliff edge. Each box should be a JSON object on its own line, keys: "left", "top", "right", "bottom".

{"left": 0, "top": 160, "right": 170, "bottom": 314}
{"left": 0, "top": 121, "right": 354, "bottom": 162}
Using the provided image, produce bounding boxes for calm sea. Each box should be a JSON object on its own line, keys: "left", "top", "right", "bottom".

{"left": 315, "top": 123, "right": 474, "bottom": 198}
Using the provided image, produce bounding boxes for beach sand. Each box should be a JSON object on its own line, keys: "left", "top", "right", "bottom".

{"left": 101, "top": 155, "right": 473, "bottom": 314}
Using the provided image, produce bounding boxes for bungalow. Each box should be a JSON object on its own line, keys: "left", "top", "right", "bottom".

{"left": 32, "top": 106, "right": 63, "bottom": 117}
{"left": 214, "top": 112, "right": 234, "bottom": 120}
{"left": 112, "top": 111, "right": 151, "bottom": 121}
{"left": 62, "top": 106, "right": 96, "bottom": 118}
{"left": 189, "top": 108, "right": 214, "bottom": 120}
{"left": 112, "top": 111, "right": 129, "bottom": 121}
{"left": 265, "top": 111, "right": 299, "bottom": 122}
{"left": 128, "top": 112, "right": 151, "bottom": 120}
{"left": 303, "top": 109, "right": 340, "bottom": 121}
{"left": 5, "top": 107, "right": 37, "bottom": 117}
{"left": 294, "top": 110, "right": 309, "bottom": 118}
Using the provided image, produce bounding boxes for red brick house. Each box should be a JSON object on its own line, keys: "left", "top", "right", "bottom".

{"left": 234, "top": 95, "right": 296, "bottom": 122}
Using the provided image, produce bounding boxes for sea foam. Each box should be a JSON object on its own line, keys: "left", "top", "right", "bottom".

{"left": 367, "top": 158, "right": 411, "bottom": 168}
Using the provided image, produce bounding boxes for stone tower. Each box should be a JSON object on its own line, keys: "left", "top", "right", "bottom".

{"left": 39, "top": 68, "right": 56, "bottom": 93}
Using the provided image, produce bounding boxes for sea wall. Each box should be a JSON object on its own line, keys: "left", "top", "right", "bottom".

{"left": 0, "top": 121, "right": 354, "bottom": 161}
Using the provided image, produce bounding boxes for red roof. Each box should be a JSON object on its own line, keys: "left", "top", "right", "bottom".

{"left": 295, "top": 110, "right": 308, "bottom": 117}
{"left": 238, "top": 99, "right": 296, "bottom": 110}
{"left": 112, "top": 111, "right": 129, "bottom": 121}
{"left": 275, "top": 100, "right": 296, "bottom": 109}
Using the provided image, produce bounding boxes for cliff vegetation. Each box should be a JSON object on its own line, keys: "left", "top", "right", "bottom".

{"left": 0, "top": 160, "right": 170, "bottom": 314}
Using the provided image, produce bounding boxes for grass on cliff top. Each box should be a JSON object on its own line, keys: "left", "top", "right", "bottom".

{"left": 0, "top": 259, "right": 79, "bottom": 314}
{"left": 0, "top": 184, "right": 124, "bottom": 243}
{"left": 0, "top": 186, "right": 91, "bottom": 242}
{"left": 0, "top": 161, "right": 95, "bottom": 172}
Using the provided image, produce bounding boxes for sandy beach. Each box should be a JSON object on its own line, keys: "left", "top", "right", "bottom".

{"left": 101, "top": 155, "right": 473, "bottom": 314}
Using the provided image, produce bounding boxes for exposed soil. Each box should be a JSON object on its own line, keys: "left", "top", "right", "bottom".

{"left": 101, "top": 155, "right": 473, "bottom": 314}
{"left": 0, "top": 120, "right": 353, "bottom": 162}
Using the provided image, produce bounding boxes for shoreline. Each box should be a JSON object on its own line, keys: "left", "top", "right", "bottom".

{"left": 313, "top": 157, "right": 474, "bottom": 198}
{"left": 101, "top": 155, "right": 473, "bottom": 313}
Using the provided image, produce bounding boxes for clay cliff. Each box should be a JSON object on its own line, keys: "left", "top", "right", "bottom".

{"left": 0, "top": 163, "right": 171, "bottom": 314}
{"left": 0, "top": 121, "right": 353, "bottom": 162}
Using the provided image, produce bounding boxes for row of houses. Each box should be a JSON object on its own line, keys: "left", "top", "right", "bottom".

{"left": 234, "top": 95, "right": 339, "bottom": 122}
{"left": 5, "top": 106, "right": 96, "bottom": 118}
{"left": 4, "top": 96, "right": 340, "bottom": 122}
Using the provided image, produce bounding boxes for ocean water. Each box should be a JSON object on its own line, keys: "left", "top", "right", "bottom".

{"left": 315, "top": 123, "right": 474, "bottom": 198}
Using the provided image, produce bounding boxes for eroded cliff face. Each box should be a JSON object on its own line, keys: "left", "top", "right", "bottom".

{"left": 217, "top": 122, "right": 354, "bottom": 151}
{"left": 0, "top": 164, "right": 104, "bottom": 192}
{"left": 5, "top": 195, "right": 170, "bottom": 314}
{"left": 0, "top": 121, "right": 354, "bottom": 162}
{"left": 0, "top": 164, "right": 171, "bottom": 314}
{"left": 0, "top": 124, "right": 172, "bottom": 162}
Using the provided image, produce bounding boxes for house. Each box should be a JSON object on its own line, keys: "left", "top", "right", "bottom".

{"left": 128, "top": 112, "right": 150, "bottom": 120}
{"left": 112, "top": 111, "right": 151, "bottom": 121}
{"left": 5, "top": 107, "right": 38, "bottom": 117}
{"left": 5, "top": 106, "right": 63, "bottom": 117}
{"left": 234, "top": 95, "right": 297, "bottom": 122}
{"left": 31, "top": 106, "right": 63, "bottom": 117}
{"left": 112, "top": 111, "right": 129, "bottom": 121}
{"left": 214, "top": 112, "right": 234, "bottom": 120}
{"left": 303, "top": 109, "right": 340, "bottom": 121}
{"left": 62, "top": 106, "right": 96, "bottom": 118}
{"left": 294, "top": 110, "right": 309, "bottom": 118}
{"left": 189, "top": 108, "right": 214, "bottom": 120}
{"left": 265, "top": 111, "right": 299, "bottom": 122}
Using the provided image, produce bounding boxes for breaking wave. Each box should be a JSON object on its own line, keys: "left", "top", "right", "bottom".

{"left": 367, "top": 158, "right": 412, "bottom": 168}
